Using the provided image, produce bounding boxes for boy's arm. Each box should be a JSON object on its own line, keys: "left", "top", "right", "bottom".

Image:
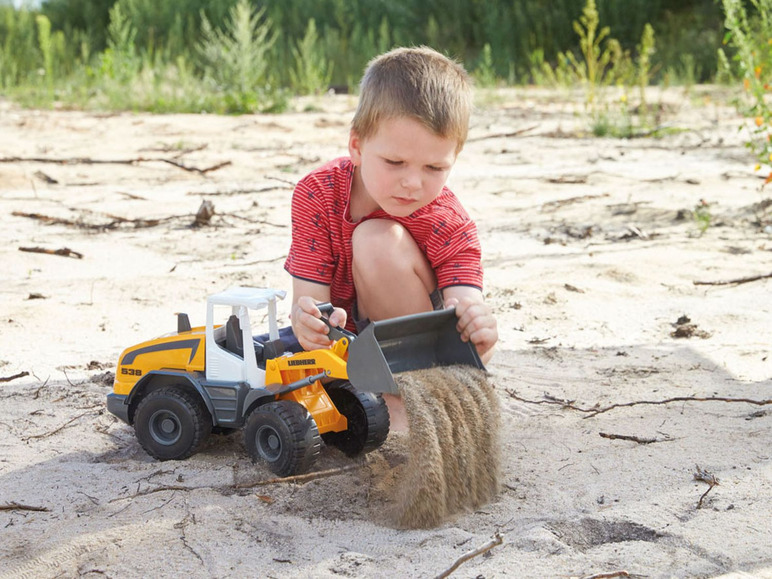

{"left": 442, "top": 286, "right": 498, "bottom": 365}
{"left": 290, "top": 277, "right": 348, "bottom": 351}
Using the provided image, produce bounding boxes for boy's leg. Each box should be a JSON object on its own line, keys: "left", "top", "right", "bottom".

{"left": 351, "top": 219, "right": 437, "bottom": 431}
{"left": 351, "top": 219, "right": 436, "bottom": 320}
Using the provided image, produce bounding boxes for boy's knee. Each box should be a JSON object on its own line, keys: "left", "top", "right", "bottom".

{"left": 352, "top": 219, "right": 408, "bottom": 259}
{"left": 352, "top": 218, "right": 433, "bottom": 286}
{"left": 352, "top": 219, "right": 422, "bottom": 273}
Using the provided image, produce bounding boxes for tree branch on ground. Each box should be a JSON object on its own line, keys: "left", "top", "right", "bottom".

{"left": 693, "top": 272, "right": 772, "bottom": 286}
{"left": 505, "top": 390, "right": 772, "bottom": 418}
{"left": 0, "top": 371, "right": 29, "bottom": 383}
{"left": 0, "top": 155, "right": 231, "bottom": 175}
{"left": 435, "top": 532, "right": 503, "bottom": 579}
{"left": 0, "top": 502, "right": 49, "bottom": 512}
{"left": 19, "top": 246, "right": 83, "bottom": 259}
{"left": 234, "top": 464, "right": 363, "bottom": 489}
{"left": 694, "top": 465, "right": 719, "bottom": 509}
{"left": 599, "top": 432, "right": 673, "bottom": 444}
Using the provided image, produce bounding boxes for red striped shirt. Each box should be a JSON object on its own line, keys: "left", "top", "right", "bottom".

{"left": 284, "top": 157, "right": 482, "bottom": 331}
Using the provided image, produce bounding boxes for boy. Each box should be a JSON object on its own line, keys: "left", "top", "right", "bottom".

{"left": 284, "top": 46, "right": 497, "bottom": 427}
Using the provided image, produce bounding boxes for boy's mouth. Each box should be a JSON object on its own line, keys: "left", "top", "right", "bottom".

{"left": 393, "top": 196, "right": 416, "bottom": 206}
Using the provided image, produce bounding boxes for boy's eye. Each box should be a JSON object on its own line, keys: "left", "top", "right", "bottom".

{"left": 384, "top": 159, "right": 402, "bottom": 166}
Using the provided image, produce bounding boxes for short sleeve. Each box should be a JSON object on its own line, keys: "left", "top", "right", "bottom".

{"left": 284, "top": 175, "right": 335, "bottom": 284}
{"left": 427, "top": 215, "right": 483, "bottom": 290}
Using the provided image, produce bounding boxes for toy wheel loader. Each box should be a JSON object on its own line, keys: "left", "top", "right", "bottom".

{"left": 107, "top": 287, "right": 483, "bottom": 476}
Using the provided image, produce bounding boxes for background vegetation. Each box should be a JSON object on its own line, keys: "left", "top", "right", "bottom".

{"left": 0, "top": 0, "right": 733, "bottom": 113}
{"left": 3, "top": 0, "right": 771, "bottom": 208}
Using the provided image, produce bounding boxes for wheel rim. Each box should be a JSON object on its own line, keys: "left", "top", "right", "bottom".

{"left": 148, "top": 409, "right": 182, "bottom": 446}
{"left": 256, "top": 425, "right": 282, "bottom": 462}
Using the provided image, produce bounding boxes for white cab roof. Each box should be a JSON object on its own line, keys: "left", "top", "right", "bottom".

{"left": 206, "top": 287, "right": 287, "bottom": 309}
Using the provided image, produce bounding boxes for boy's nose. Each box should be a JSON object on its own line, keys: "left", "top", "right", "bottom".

{"left": 400, "top": 173, "right": 421, "bottom": 191}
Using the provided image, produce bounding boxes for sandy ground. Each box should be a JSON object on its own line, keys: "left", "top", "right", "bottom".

{"left": 1, "top": 86, "right": 771, "bottom": 578}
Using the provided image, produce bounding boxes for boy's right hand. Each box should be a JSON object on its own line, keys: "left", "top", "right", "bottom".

{"left": 291, "top": 296, "right": 348, "bottom": 351}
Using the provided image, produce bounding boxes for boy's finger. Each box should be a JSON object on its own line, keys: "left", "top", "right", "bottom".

{"left": 299, "top": 327, "right": 331, "bottom": 349}
{"left": 328, "top": 308, "right": 347, "bottom": 329}
{"left": 298, "top": 309, "right": 328, "bottom": 335}
{"left": 296, "top": 296, "right": 321, "bottom": 318}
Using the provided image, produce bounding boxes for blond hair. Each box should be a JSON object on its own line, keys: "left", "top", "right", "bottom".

{"left": 351, "top": 46, "right": 472, "bottom": 153}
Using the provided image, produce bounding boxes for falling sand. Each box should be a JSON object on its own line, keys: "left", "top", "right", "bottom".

{"left": 388, "top": 365, "right": 501, "bottom": 529}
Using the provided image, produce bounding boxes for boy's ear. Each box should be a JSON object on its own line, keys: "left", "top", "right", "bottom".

{"left": 348, "top": 131, "right": 363, "bottom": 166}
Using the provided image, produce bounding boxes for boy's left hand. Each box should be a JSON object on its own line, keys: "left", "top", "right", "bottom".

{"left": 444, "top": 292, "right": 498, "bottom": 364}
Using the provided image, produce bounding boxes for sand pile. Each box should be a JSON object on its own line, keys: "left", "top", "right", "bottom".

{"left": 388, "top": 365, "right": 501, "bottom": 529}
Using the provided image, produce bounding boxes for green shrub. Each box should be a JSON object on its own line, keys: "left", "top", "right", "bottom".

{"left": 722, "top": 0, "right": 772, "bottom": 181}
{"left": 474, "top": 43, "right": 498, "bottom": 88}
{"left": 197, "top": 0, "right": 285, "bottom": 113}
{"left": 289, "top": 19, "right": 333, "bottom": 95}
{"left": 0, "top": 6, "right": 39, "bottom": 87}
{"left": 100, "top": 3, "right": 139, "bottom": 85}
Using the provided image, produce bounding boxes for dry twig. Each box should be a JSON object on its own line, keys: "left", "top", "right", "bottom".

{"left": 0, "top": 371, "right": 29, "bottom": 383}
{"left": 466, "top": 125, "right": 538, "bottom": 143}
{"left": 694, "top": 465, "right": 719, "bottom": 509}
{"left": 234, "top": 464, "right": 362, "bottom": 489}
{"left": 0, "top": 502, "right": 49, "bottom": 512}
{"left": 22, "top": 410, "right": 95, "bottom": 441}
{"left": 581, "top": 396, "right": 772, "bottom": 418}
{"left": 161, "top": 158, "right": 231, "bottom": 175}
{"left": 505, "top": 390, "right": 595, "bottom": 413}
{"left": 13, "top": 210, "right": 197, "bottom": 231}
{"left": 218, "top": 212, "right": 288, "bottom": 228}
{"left": 599, "top": 432, "right": 671, "bottom": 444}
{"left": 546, "top": 174, "right": 588, "bottom": 184}
{"left": 187, "top": 185, "right": 285, "bottom": 196}
{"left": 13, "top": 211, "right": 104, "bottom": 229}
{"left": 435, "top": 532, "right": 503, "bottom": 579}
{"left": 140, "top": 143, "right": 208, "bottom": 155}
{"left": 694, "top": 272, "right": 772, "bottom": 286}
{"left": 506, "top": 390, "right": 772, "bottom": 418}
{"left": 19, "top": 246, "right": 83, "bottom": 259}
{"left": 0, "top": 155, "right": 230, "bottom": 175}
{"left": 109, "top": 485, "right": 200, "bottom": 503}
{"left": 580, "top": 572, "right": 630, "bottom": 579}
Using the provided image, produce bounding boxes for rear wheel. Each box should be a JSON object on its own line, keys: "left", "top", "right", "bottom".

{"left": 322, "top": 381, "right": 390, "bottom": 456}
{"left": 244, "top": 400, "right": 321, "bottom": 476}
{"left": 134, "top": 387, "right": 211, "bottom": 461}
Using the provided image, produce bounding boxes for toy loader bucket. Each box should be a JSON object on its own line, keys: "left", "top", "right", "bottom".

{"left": 346, "top": 308, "right": 485, "bottom": 395}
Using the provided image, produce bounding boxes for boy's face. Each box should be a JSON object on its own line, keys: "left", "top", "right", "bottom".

{"left": 349, "top": 116, "right": 458, "bottom": 218}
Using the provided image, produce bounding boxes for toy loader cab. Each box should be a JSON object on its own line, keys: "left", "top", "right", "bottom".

{"left": 107, "top": 287, "right": 390, "bottom": 476}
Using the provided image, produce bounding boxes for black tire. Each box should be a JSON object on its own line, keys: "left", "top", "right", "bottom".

{"left": 134, "top": 387, "right": 211, "bottom": 461}
{"left": 244, "top": 400, "right": 321, "bottom": 476}
{"left": 322, "top": 381, "right": 390, "bottom": 456}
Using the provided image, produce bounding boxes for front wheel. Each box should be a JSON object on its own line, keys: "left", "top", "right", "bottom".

{"left": 322, "top": 381, "right": 390, "bottom": 456}
{"left": 134, "top": 387, "right": 211, "bottom": 461}
{"left": 244, "top": 400, "right": 321, "bottom": 476}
